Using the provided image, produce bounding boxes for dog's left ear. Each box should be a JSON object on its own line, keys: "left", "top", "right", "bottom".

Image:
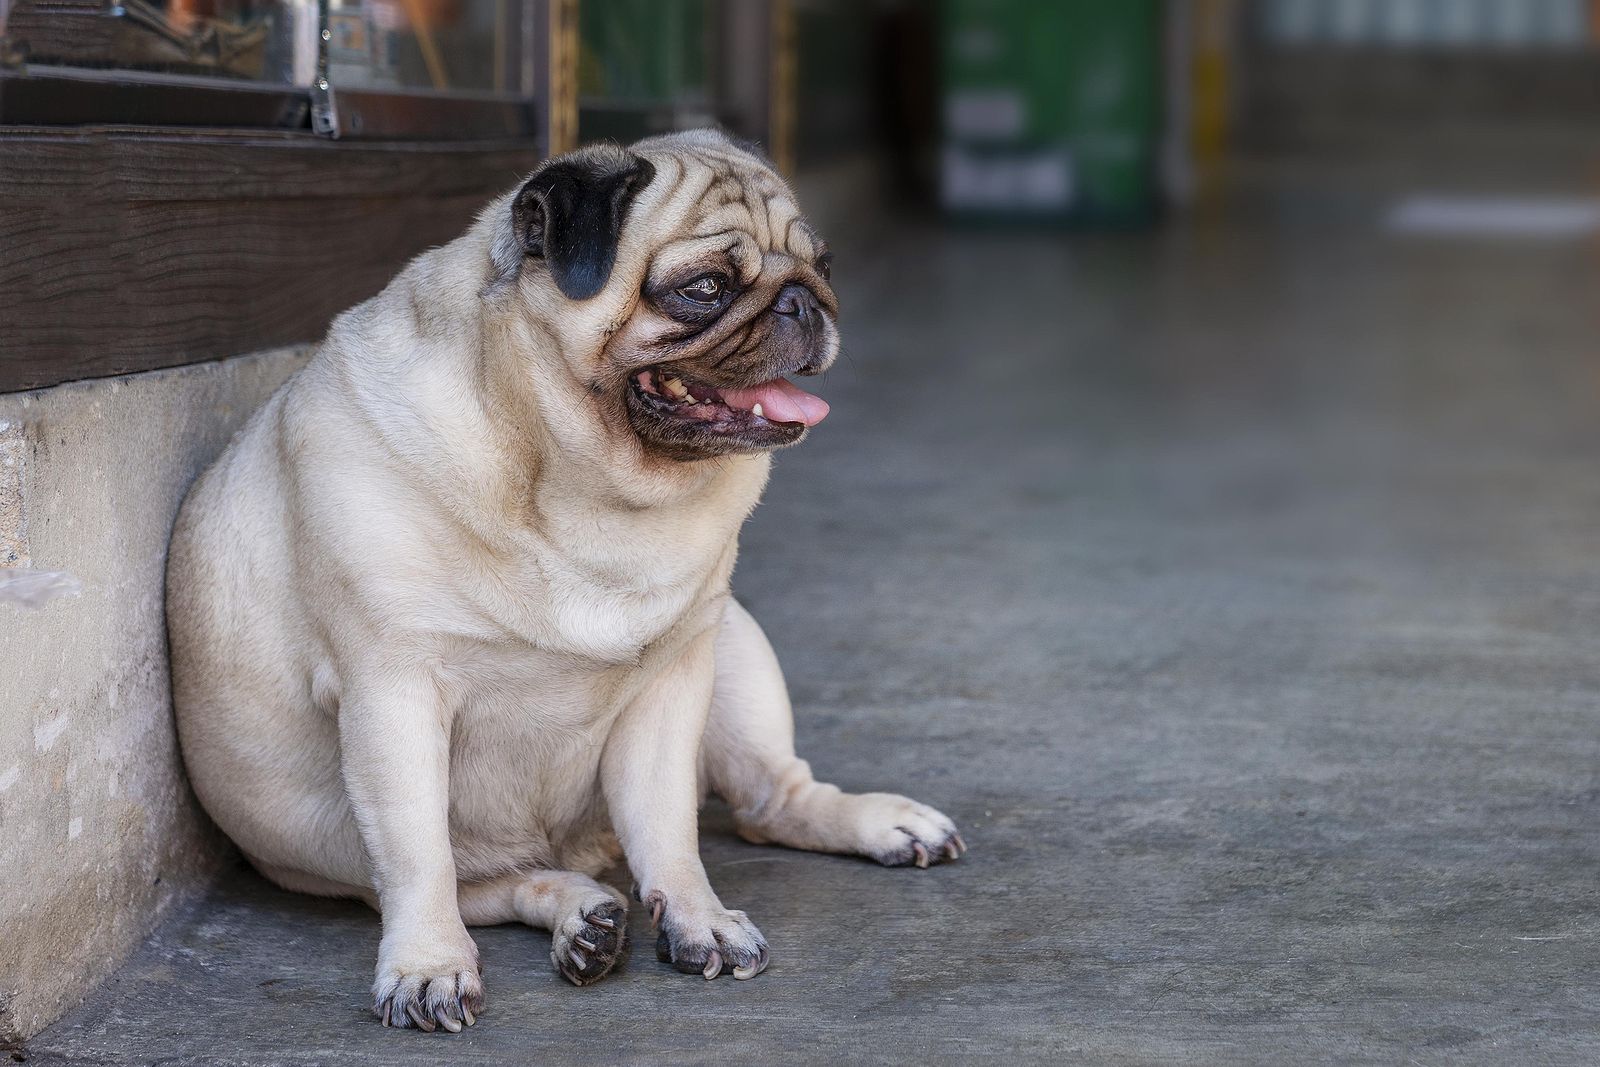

{"left": 512, "top": 147, "right": 656, "bottom": 300}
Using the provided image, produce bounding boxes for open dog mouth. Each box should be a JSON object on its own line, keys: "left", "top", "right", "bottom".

{"left": 629, "top": 367, "right": 829, "bottom": 430}
{"left": 623, "top": 365, "right": 830, "bottom": 460}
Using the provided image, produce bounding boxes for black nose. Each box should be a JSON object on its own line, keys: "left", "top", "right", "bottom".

{"left": 772, "top": 283, "right": 820, "bottom": 324}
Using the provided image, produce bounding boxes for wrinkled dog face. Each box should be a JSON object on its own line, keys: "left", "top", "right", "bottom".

{"left": 511, "top": 131, "right": 839, "bottom": 461}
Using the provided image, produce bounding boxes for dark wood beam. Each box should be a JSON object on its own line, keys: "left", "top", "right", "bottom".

{"left": 0, "top": 128, "right": 541, "bottom": 393}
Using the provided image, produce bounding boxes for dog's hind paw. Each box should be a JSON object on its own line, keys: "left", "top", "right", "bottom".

{"left": 552, "top": 898, "right": 629, "bottom": 986}
{"left": 857, "top": 794, "right": 966, "bottom": 868}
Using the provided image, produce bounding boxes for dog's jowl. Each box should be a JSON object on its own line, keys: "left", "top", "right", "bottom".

{"left": 166, "top": 129, "right": 963, "bottom": 1033}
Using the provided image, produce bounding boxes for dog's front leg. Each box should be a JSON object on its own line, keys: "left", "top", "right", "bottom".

{"left": 340, "top": 669, "right": 483, "bottom": 1031}
{"left": 602, "top": 628, "right": 770, "bottom": 980}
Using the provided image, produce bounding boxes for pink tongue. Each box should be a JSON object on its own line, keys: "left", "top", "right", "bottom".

{"left": 718, "top": 378, "right": 829, "bottom": 426}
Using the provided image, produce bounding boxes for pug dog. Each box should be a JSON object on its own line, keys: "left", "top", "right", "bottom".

{"left": 166, "top": 129, "right": 963, "bottom": 1034}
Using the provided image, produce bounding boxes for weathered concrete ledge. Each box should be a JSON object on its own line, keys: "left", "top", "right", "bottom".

{"left": 0, "top": 348, "right": 308, "bottom": 1041}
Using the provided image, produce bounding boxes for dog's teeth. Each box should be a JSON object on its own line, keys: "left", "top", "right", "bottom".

{"left": 663, "top": 376, "right": 689, "bottom": 399}
{"left": 751, "top": 403, "right": 764, "bottom": 418}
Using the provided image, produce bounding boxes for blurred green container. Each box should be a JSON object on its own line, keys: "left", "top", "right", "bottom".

{"left": 940, "top": 0, "right": 1163, "bottom": 223}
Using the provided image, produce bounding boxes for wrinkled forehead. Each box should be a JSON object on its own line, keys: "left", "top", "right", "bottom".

{"left": 633, "top": 146, "right": 823, "bottom": 286}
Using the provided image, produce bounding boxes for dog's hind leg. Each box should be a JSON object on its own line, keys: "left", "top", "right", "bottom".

{"left": 457, "top": 871, "right": 628, "bottom": 986}
{"left": 702, "top": 599, "right": 966, "bottom": 869}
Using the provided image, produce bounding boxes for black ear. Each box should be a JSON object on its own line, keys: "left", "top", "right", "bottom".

{"left": 511, "top": 148, "right": 656, "bottom": 300}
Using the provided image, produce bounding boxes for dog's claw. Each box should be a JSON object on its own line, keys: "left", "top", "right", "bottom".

{"left": 406, "top": 1004, "right": 436, "bottom": 1033}
{"left": 953, "top": 833, "right": 968, "bottom": 854}
{"left": 436, "top": 1010, "right": 462, "bottom": 1034}
{"left": 570, "top": 949, "right": 588, "bottom": 971}
{"left": 913, "top": 842, "right": 930, "bottom": 868}
{"left": 944, "top": 841, "right": 960, "bottom": 860}
{"left": 382, "top": 1002, "right": 393, "bottom": 1027}
{"left": 462, "top": 1004, "right": 476, "bottom": 1027}
{"left": 702, "top": 950, "right": 723, "bottom": 980}
{"left": 588, "top": 915, "right": 617, "bottom": 931}
{"left": 646, "top": 891, "right": 665, "bottom": 930}
{"left": 574, "top": 935, "right": 597, "bottom": 953}
{"left": 733, "top": 943, "right": 770, "bottom": 981}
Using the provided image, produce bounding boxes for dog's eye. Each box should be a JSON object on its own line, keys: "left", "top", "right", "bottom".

{"left": 816, "top": 252, "right": 833, "bottom": 281}
{"left": 676, "top": 275, "right": 725, "bottom": 304}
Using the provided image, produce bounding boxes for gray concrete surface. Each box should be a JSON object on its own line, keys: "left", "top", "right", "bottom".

{"left": 0, "top": 350, "right": 307, "bottom": 1040}
{"left": 16, "top": 164, "right": 1600, "bottom": 1064}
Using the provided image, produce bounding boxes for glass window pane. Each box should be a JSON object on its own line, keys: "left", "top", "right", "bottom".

{"left": 3, "top": 0, "right": 316, "bottom": 84}
{"left": 327, "top": 0, "right": 525, "bottom": 95}
{"left": 1, "top": 0, "right": 524, "bottom": 93}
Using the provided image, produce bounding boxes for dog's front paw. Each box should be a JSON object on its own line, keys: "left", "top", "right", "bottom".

{"left": 854, "top": 793, "right": 966, "bottom": 868}
{"left": 552, "top": 897, "right": 628, "bottom": 986}
{"left": 374, "top": 928, "right": 484, "bottom": 1033}
{"left": 646, "top": 891, "right": 770, "bottom": 980}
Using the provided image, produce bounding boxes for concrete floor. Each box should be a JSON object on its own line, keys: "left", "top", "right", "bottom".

{"left": 22, "top": 161, "right": 1600, "bottom": 1064}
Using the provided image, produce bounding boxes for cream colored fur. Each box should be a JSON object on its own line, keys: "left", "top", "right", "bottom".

{"left": 166, "top": 130, "right": 960, "bottom": 1033}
